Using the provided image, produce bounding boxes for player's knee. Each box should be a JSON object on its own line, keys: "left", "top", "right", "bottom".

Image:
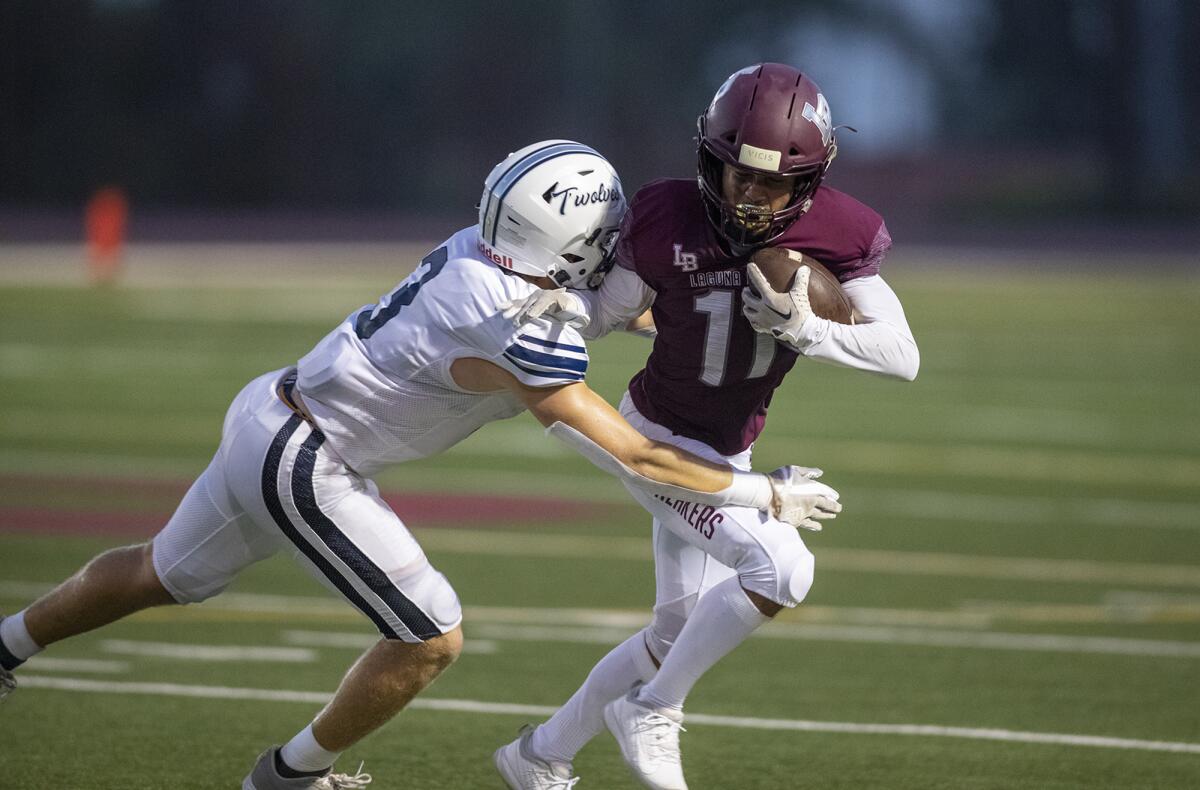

{"left": 739, "top": 542, "right": 815, "bottom": 608}
{"left": 780, "top": 544, "right": 815, "bottom": 605}
{"left": 424, "top": 625, "right": 463, "bottom": 672}
{"left": 645, "top": 610, "right": 686, "bottom": 665}
{"left": 122, "top": 543, "right": 179, "bottom": 605}
{"left": 403, "top": 565, "right": 462, "bottom": 637}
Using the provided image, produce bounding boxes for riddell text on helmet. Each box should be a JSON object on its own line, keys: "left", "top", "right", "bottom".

{"left": 477, "top": 240, "right": 515, "bottom": 270}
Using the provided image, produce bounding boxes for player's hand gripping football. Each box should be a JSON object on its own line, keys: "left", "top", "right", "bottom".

{"left": 742, "top": 263, "right": 813, "bottom": 346}
{"left": 766, "top": 465, "right": 841, "bottom": 531}
{"left": 502, "top": 288, "right": 590, "bottom": 330}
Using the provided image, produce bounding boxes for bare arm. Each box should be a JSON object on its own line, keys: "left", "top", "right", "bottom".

{"left": 450, "top": 357, "right": 741, "bottom": 494}
{"left": 449, "top": 352, "right": 841, "bottom": 526}
{"left": 624, "top": 308, "right": 657, "bottom": 338}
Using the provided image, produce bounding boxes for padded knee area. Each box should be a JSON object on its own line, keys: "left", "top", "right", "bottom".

{"left": 151, "top": 538, "right": 227, "bottom": 604}
{"left": 394, "top": 564, "right": 462, "bottom": 640}
{"left": 645, "top": 612, "right": 685, "bottom": 664}
{"left": 782, "top": 545, "right": 816, "bottom": 604}
{"left": 737, "top": 541, "right": 815, "bottom": 608}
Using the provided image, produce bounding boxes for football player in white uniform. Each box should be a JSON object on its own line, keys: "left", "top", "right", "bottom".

{"left": 0, "top": 140, "right": 841, "bottom": 789}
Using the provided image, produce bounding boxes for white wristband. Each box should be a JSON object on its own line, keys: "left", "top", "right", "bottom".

{"left": 546, "top": 421, "right": 775, "bottom": 511}
{"left": 722, "top": 470, "right": 774, "bottom": 510}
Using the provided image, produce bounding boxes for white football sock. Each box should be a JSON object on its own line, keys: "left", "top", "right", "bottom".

{"left": 637, "top": 576, "right": 769, "bottom": 711}
{"left": 280, "top": 724, "right": 341, "bottom": 773}
{"left": 0, "top": 610, "right": 43, "bottom": 662}
{"left": 531, "top": 628, "right": 658, "bottom": 763}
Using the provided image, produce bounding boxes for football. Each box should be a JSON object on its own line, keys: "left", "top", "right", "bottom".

{"left": 748, "top": 247, "right": 856, "bottom": 324}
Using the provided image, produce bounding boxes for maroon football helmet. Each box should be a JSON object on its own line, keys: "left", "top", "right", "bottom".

{"left": 697, "top": 63, "right": 838, "bottom": 251}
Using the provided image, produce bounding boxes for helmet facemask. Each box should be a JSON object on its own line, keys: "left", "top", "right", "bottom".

{"left": 697, "top": 135, "right": 833, "bottom": 254}
{"left": 547, "top": 225, "right": 622, "bottom": 289}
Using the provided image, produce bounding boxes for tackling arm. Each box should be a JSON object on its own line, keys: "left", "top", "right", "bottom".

{"left": 447, "top": 357, "right": 840, "bottom": 524}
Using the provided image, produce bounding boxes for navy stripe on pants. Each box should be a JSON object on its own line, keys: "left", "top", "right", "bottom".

{"left": 261, "top": 415, "right": 440, "bottom": 640}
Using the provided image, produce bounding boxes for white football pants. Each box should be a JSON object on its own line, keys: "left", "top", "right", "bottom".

{"left": 617, "top": 393, "right": 815, "bottom": 660}
{"left": 151, "top": 368, "right": 462, "bottom": 642}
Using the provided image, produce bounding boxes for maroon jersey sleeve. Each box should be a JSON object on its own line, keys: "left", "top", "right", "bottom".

{"left": 776, "top": 186, "right": 890, "bottom": 282}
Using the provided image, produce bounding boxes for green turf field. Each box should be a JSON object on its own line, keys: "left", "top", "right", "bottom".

{"left": 1, "top": 248, "right": 1198, "bottom": 789}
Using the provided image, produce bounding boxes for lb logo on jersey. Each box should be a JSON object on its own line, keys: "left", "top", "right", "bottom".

{"left": 673, "top": 243, "right": 699, "bottom": 272}
{"left": 542, "top": 181, "right": 621, "bottom": 215}
{"left": 478, "top": 239, "right": 515, "bottom": 270}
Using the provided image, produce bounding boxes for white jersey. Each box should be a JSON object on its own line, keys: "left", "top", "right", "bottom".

{"left": 295, "top": 226, "right": 589, "bottom": 477}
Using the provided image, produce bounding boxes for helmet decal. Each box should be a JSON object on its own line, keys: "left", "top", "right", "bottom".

{"left": 802, "top": 93, "right": 833, "bottom": 147}
{"left": 737, "top": 143, "right": 782, "bottom": 172}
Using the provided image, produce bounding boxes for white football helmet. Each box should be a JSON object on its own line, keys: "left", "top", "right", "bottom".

{"left": 478, "top": 140, "right": 626, "bottom": 289}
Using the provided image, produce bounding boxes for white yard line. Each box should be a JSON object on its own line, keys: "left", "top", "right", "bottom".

{"left": 409, "top": 531, "right": 1200, "bottom": 588}
{"left": 753, "top": 623, "right": 1200, "bottom": 658}
{"left": 813, "top": 547, "right": 1200, "bottom": 588}
{"left": 3, "top": 578, "right": 1198, "bottom": 637}
{"left": 460, "top": 621, "right": 1200, "bottom": 659}
{"left": 22, "top": 657, "right": 129, "bottom": 674}
{"left": 99, "top": 639, "right": 316, "bottom": 663}
{"left": 853, "top": 488, "right": 1200, "bottom": 532}
{"left": 15, "top": 675, "right": 1200, "bottom": 755}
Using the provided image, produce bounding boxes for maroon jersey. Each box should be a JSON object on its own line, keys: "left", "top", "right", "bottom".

{"left": 618, "top": 178, "right": 890, "bottom": 455}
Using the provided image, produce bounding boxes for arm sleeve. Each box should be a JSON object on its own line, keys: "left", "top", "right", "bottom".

{"left": 573, "top": 265, "right": 657, "bottom": 340}
{"left": 793, "top": 274, "right": 920, "bottom": 381}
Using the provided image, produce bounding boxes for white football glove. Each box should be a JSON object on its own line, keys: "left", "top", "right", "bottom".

{"left": 766, "top": 465, "right": 842, "bottom": 531}
{"left": 741, "top": 263, "right": 813, "bottom": 347}
{"left": 501, "top": 288, "right": 589, "bottom": 330}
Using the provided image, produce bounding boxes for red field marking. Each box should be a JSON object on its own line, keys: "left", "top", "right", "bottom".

{"left": 0, "top": 474, "right": 602, "bottom": 537}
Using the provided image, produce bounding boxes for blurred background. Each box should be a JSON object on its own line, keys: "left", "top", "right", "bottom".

{"left": 2, "top": 3, "right": 1199, "bottom": 787}
{"left": 2, "top": 0, "right": 1198, "bottom": 250}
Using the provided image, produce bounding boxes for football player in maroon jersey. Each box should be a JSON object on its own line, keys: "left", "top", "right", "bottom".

{"left": 496, "top": 64, "right": 919, "bottom": 790}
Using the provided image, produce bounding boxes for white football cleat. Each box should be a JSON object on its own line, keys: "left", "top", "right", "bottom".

{"left": 603, "top": 686, "right": 688, "bottom": 790}
{"left": 494, "top": 725, "right": 580, "bottom": 789}
{"left": 243, "top": 747, "right": 371, "bottom": 790}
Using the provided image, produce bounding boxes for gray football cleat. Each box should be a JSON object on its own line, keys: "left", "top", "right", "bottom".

{"left": 0, "top": 614, "right": 19, "bottom": 703}
{"left": 0, "top": 665, "right": 15, "bottom": 703}
{"left": 243, "top": 747, "right": 371, "bottom": 790}
{"left": 603, "top": 686, "right": 688, "bottom": 790}
{"left": 494, "top": 725, "right": 580, "bottom": 789}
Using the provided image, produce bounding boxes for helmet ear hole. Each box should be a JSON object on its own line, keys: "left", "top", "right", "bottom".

{"left": 560, "top": 253, "right": 584, "bottom": 264}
